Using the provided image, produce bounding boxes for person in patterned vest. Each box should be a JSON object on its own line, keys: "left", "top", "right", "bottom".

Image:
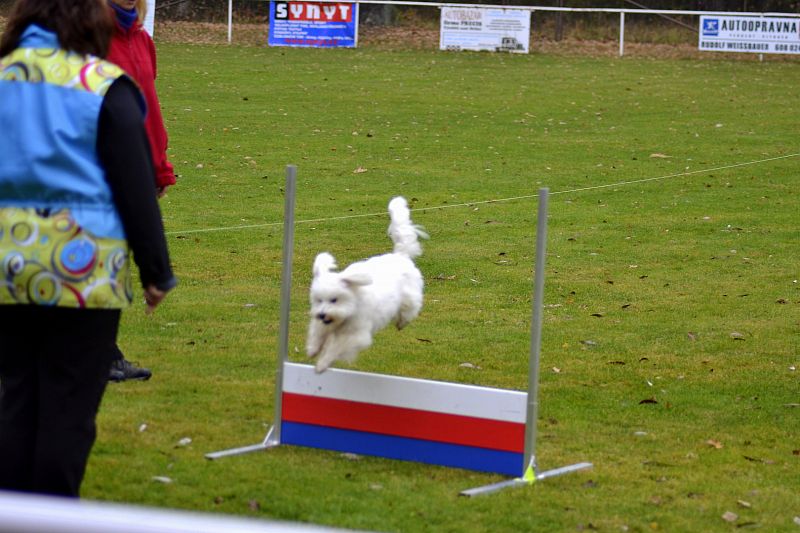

{"left": 0, "top": 0, "right": 177, "bottom": 497}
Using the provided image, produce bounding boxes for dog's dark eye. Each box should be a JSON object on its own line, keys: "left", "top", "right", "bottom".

{"left": 330, "top": 298, "right": 337, "bottom": 304}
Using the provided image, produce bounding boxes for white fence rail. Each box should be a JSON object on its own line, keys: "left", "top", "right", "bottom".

{"left": 224, "top": 1, "right": 800, "bottom": 56}
{"left": 0, "top": 490, "right": 358, "bottom": 533}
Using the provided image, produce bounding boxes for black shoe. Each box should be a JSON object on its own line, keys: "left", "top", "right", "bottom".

{"left": 109, "top": 359, "right": 152, "bottom": 382}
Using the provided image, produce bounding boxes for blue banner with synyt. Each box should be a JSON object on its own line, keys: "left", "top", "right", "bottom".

{"left": 268, "top": 1, "right": 358, "bottom": 48}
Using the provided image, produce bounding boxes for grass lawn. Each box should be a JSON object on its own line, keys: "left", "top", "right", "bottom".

{"left": 83, "top": 40, "right": 799, "bottom": 532}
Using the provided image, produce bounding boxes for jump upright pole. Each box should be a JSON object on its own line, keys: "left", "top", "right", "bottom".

{"left": 205, "top": 165, "right": 296, "bottom": 459}
{"left": 459, "top": 188, "right": 592, "bottom": 496}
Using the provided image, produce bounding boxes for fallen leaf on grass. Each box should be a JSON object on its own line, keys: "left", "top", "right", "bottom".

{"left": 352, "top": 166, "right": 368, "bottom": 174}
{"left": 730, "top": 331, "right": 746, "bottom": 340}
{"left": 687, "top": 332, "right": 698, "bottom": 341}
{"left": 248, "top": 500, "right": 260, "bottom": 511}
{"left": 152, "top": 476, "right": 173, "bottom": 484}
{"left": 737, "top": 500, "right": 752, "bottom": 509}
{"left": 706, "top": 439, "right": 723, "bottom": 449}
{"left": 639, "top": 398, "right": 658, "bottom": 405}
{"left": 649, "top": 153, "right": 671, "bottom": 158}
{"left": 722, "top": 511, "right": 738, "bottom": 523}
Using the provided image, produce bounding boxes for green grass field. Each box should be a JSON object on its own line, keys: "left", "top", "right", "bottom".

{"left": 84, "top": 41, "right": 799, "bottom": 532}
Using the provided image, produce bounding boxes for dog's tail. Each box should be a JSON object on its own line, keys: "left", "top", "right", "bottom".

{"left": 387, "top": 196, "right": 427, "bottom": 258}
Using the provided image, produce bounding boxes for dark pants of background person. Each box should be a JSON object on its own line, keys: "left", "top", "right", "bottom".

{"left": 0, "top": 306, "right": 119, "bottom": 497}
{"left": 111, "top": 344, "right": 124, "bottom": 362}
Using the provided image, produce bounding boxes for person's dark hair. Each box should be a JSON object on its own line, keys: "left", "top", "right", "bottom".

{"left": 0, "top": 0, "right": 114, "bottom": 58}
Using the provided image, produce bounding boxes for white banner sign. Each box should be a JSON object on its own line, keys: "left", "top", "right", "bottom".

{"left": 440, "top": 7, "right": 530, "bottom": 54}
{"left": 699, "top": 15, "right": 800, "bottom": 54}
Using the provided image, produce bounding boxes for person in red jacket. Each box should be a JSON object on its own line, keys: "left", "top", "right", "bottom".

{"left": 106, "top": 0, "right": 176, "bottom": 381}
{"left": 107, "top": 0, "right": 175, "bottom": 195}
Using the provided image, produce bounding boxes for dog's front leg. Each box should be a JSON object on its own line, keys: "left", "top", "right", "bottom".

{"left": 314, "top": 342, "right": 339, "bottom": 373}
{"left": 306, "top": 319, "right": 328, "bottom": 358}
{"left": 314, "top": 330, "right": 373, "bottom": 373}
{"left": 315, "top": 332, "right": 373, "bottom": 373}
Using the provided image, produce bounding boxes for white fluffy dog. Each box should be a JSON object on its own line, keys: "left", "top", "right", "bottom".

{"left": 306, "top": 197, "right": 426, "bottom": 373}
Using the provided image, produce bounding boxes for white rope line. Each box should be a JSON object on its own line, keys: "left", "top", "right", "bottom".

{"left": 166, "top": 152, "right": 798, "bottom": 236}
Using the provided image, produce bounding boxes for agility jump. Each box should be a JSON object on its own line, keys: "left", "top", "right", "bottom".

{"left": 207, "top": 165, "right": 591, "bottom": 496}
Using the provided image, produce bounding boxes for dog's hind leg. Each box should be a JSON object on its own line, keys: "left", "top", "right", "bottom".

{"left": 396, "top": 292, "right": 423, "bottom": 330}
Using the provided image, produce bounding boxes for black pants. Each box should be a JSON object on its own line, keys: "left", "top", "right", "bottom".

{"left": 0, "top": 306, "right": 119, "bottom": 497}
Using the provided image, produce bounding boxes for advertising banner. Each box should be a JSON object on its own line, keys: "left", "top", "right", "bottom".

{"left": 699, "top": 15, "right": 800, "bottom": 54}
{"left": 269, "top": 1, "right": 358, "bottom": 48}
{"left": 440, "top": 7, "right": 530, "bottom": 54}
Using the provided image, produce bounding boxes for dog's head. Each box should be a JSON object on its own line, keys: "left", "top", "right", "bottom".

{"left": 309, "top": 252, "right": 372, "bottom": 326}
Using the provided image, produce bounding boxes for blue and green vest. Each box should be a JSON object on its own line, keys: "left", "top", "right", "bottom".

{"left": 0, "top": 25, "right": 137, "bottom": 308}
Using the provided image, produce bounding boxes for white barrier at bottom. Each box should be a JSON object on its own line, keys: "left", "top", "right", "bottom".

{"left": 0, "top": 490, "right": 358, "bottom": 533}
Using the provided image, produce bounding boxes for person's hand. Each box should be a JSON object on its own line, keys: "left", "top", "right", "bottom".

{"left": 144, "top": 285, "right": 168, "bottom": 314}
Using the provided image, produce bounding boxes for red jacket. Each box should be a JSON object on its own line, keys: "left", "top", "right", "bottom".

{"left": 107, "top": 20, "right": 176, "bottom": 189}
